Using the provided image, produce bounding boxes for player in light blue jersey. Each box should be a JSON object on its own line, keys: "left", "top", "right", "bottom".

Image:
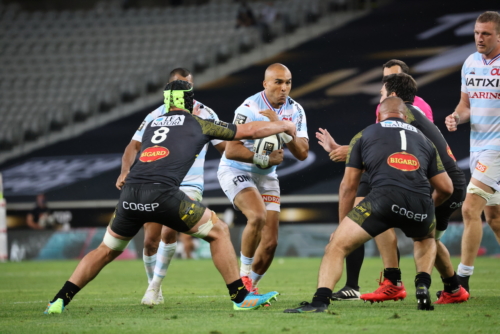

{"left": 445, "top": 11, "right": 500, "bottom": 293}
{"left": 218, "top": 63, "right": 309, "bottom": 293}
{"left": 116, "top": 68, "right": 226, "bottom": 305}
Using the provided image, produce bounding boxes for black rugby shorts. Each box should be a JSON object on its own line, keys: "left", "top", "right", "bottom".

{"left": 110, "top": 184, "right": 206, "bottom": 237}
{"left": 347, "top": 186, "right": 435, "bottom": 238}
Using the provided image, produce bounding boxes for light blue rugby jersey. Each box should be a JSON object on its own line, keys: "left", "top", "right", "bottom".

{"left": 219, "top": 91, "right": 308, "bottom": 175}
{"left": 132, "top": 101, "right": 222, "bottom": 192}
{"left": 461, "top": 52, "right": 500, "bottom": 152}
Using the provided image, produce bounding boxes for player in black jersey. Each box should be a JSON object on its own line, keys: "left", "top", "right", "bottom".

{"left": 357, "top": 73, "right": 469, "bottom": 305}
{"left": 284, "top": 97, "right": 453, "bottom": 313}
{"left": 44, "top": 80, "right": 297, "bottom": 314}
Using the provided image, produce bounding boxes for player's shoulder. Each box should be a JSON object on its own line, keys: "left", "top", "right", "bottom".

{"left": 464, "top": 52, "right": 481, "bottom": 65}
{"left": 195, "top": 100, "right": 218, "bottom": 120}
{"left": 287, "top": 96, "right": 305, "bottom": 113}
{"left": 149, "top": 105, "right": 166, "bottom": 118}
{"left": 239, "top": 91, "right": 265, "bottom": 111}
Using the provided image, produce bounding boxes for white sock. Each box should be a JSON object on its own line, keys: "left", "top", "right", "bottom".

{"left": 240, "top": 252, "right": 253, "bottom": 277}
{"left": 143, "top": 251, "right": 157, "bottom": 284}
{"left": 250, "top": 271, "right": 264, "bottom": 287}
{"left": 151, "top": 242, "right": 177, "bottom": 287}
{"left": 457, "top": 263, "right": 474, "bottom": 277}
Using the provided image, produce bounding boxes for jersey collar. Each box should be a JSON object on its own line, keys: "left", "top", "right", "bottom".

{"left": 482, "top": 52, "right": 500, "bottom": 65}
{"left": 261, "top": 91, "right": 285, "bottom": 115}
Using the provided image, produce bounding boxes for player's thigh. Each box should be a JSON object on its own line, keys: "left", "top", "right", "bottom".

{"left": 329, "top": 217, "right": 372, "bottom": 254}
{"left": 234, "top": 188, "right": 267, "bottom": 221}
{"left": 256, "top": 173, "right": 281, "bottom": 213}
{"left": 218, "top": 167, "right": 257, "bottom": 209}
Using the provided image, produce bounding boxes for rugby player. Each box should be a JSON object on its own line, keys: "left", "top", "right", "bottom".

{"left": 285, "top": 97, "right": 453, "bottom": 313}
{"left": 217, "top": 63, "right": 309, "bottom": 293}
{"left": 317, "top": 59, "right": 434, "bottom": 301}
{"left": 445, "top": 11, "right": 500, "bottom": 293}
{"left": 116, "top": 68, "right": 226, "bottom": 305}
{"left": 44, "top": 80, "right": 296, "bottom": 314}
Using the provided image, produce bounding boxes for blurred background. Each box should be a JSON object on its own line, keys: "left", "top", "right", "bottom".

{"left": 1, "top": 0, "right": 499, "bottom": 261}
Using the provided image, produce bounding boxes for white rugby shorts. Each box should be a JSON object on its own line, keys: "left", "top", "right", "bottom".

{"left": 470, "top": 150, "right": 500, "bottom": 205}
{"left": 180, "top": 186, "right": 203, "bottom": 202}
{"left": 217, "top": 166, "right": 280, "bottom": 212}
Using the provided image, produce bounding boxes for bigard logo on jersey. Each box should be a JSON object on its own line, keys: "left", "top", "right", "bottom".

{"left": 387, "top": 152, "right": 420, "bottom": 171}
{"left": 140, "top": 146, "right": 170, "bottom": 162}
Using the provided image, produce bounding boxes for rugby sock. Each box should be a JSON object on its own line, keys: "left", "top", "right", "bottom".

{"left": 249, "top": 270, "right": 264, "bottom": 287}
{"left": 51, "top": 281, "right": 81, "bottom": 305}
{"left": 143, "top": 252, "right": 157, "bottom": 284}
{"left": 312, "top": 287, "right": 332, "bottom": 307}
{"left": 345, "top": 244, "right": 364, "bottom": 290}
{"left": 151, "top": 242, "right": 177, "bottom": 287}
{"left": 240, "top": 252, "right": 253, "bottom": 277}
{"left": 457, "top": 263, "right": 474, "bottom": 277}
{"left": 227, "top": 279, "right": 249, "bottom": 303}
{"left": 441, "top": 272, "right": 460, "bottom": 294}
{"left": 415, "top": 272, "right": 431, "bottom": 289}
{"left": 384, "top": 268, "right": 401, "bottom": 286}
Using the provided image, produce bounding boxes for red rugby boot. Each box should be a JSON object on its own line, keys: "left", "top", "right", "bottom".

{"left": 360, "top": 278, "right": 407, "bottom": 303}
{"left": 434, "top": 286, "right": 469, "bottom": 304}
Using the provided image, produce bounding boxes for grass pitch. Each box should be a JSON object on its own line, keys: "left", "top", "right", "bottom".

{"left": 0, "top": 256, "right": 499, "bottom": 334}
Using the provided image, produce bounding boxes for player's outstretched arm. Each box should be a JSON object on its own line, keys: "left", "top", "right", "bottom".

{"left": 445, "top": 92, "right": 470, "bottom": 132}
{"left": 316, "top": 128, "right": 341, "bottom": 153}
{"left": 116, "top": 140, "right": 141, "bottom": 190}
{"left": 234, "top": 120, "right": 296, "bottom": 140}
{"left": 429, "top": 173, "right": 453, "bottom": 207}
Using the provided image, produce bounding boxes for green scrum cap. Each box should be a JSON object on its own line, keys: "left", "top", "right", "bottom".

{"left": 163, "top": 80, "right": 194, "bottom": 113}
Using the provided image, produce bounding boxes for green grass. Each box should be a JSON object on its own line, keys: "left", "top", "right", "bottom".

{"left": 0, "top": 257, "right": 499, "bottom": 333}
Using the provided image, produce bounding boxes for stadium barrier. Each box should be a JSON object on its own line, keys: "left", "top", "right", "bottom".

{"left": 5, "top": 223, "right": 500, "bottom": 261}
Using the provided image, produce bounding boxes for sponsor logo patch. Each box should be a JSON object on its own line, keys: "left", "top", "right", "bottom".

{"left": 387, "top": 152, "right": 420, "bottom": 171}
{"left": 137, "top": 120, "right": 146, "bottom": 132}
{"left": 152, "top": 115, "right": 185, "bottom": 127}
{"left": 213, "top": 120, "right": 229, "bottom": 128}
{"left": 475, "top": 161, "right": 488, "bottom": 173}
{"left": 262, "top": 194, "right": 280, "bottom": 204}
{"left": 446, "top": 145, "right": 456, "bottom": 161}
{"left": 380, "top": 120, "right": 418, "bottom": 132}
{"left": 234, "top": 113, "right": 247, "bottom": 125}
{"left": 139, "top": 146, "right": 169, "bottom": 163}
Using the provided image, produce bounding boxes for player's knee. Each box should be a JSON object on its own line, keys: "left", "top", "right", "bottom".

{"left": 246, "top": 211, "right": 266, "bottom": 230}
{"left": 162, "top": 228, "right": 178, "bottom": 244}
{"left": 143, "top": 237, "right": 160, "bottom": 254}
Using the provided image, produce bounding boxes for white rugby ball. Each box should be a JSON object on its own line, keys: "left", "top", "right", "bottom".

{"left": 253, "top": 134, "right": 283, "bottom": 169}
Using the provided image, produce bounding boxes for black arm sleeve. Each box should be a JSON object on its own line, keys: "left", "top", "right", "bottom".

{"left": 195, "top": 118, "right": 237, "bottom": 141}
{"left": 346, "top": 130, "right": 364, "bottom": 170}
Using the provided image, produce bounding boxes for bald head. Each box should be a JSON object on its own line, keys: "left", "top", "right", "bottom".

{"left": 263, "top": 63, "right": 292, "bottom": 108}
{"left": 378, "top": 96, "right": 407, "bottom": 122}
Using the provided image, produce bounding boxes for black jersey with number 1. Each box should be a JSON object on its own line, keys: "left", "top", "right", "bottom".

{"left": 126, "top": 110, "right": 237, "bottom": 188}
{"left": 346, "top": 117, "right": 445, "bottom": 195}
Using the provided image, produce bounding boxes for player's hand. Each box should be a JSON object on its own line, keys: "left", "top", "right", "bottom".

{"left": 445, "top": 112, "right": 459, "bottom": 132}
{"left": 116, "top": 172, "right": 129, "bottom": 190}
{"left": 269, "top": 149, "right": 284, "bottom": 166}
{"left": 283, "top": 121, "right": 296, "bottom": 140}
{"left": 329, "top": 145, "right": 349, "bottom": 162}
{"left": 316, "top": 128, "right": 340, "bottom": 153}
{"left": 260, "top": 109, "right": 279, "bottom": 122}
{"left": 193, "top": 103, "right": 201, "bottom": 116}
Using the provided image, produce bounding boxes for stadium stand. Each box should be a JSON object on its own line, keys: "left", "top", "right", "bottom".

{"left": 0, "top": 0, "right": 360, "bottom": 156}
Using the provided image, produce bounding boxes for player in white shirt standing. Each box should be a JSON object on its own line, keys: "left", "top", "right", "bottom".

{"left": 445, "top": 11, "right": 500, "bottom": 293}
{"left": 218, "top": 63, "right": 309, "bottom": 292}
{"left": 116, "top": 68, "right": 226, "bottom": 304}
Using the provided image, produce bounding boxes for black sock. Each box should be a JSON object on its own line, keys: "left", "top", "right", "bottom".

{"left": 311, "top": 287, "right": 332, "bottom": 307}
{"left": 384, "top": 268, "right": 401, "bottom": 286}
{"left": 396, "top": 247, "right": 401, "bottom": 266}
{"left": 227, "top": 279, "right": 249, "bottom": 304}
{"left": 345, "top": 244, "right": 364, "bottom": 290}
{"left": 442, "top": 272, "right": 460, "bottom": 293}
{"left": 415, "top": 272, "right": 431, "bottom": 289}
{"left": 51, "top": 281, "right": 81, "bottom": 305}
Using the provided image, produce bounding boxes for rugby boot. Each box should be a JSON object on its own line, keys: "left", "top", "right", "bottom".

{"left": 331, "top": 286, "right": 361, "bottom": 301}
{"left": 141, "top": 287, "right": 160, "bottom": 306}
{"left": 44, "top": 298, "right": 65, "bottom": 314}
{"left": 156, "top": 287, "right": 165, "bottom": 304}
{"left": 284, "top": 301, "right": 328, "bottom": 313}
{"left": 233, "top": 291, "right": 279, "bottom": 310}
{"left": 360, "top": 278, "right": 407, "bottom": 303}
{"left": 434, "top": 286, "right": 469, "bottom": 304}
{"left": 416, "top": 284, "right": 434, "bottom": 311}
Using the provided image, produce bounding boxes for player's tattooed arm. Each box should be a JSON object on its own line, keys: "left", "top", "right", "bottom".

{"left": 445, "top": 92, "right": 470, "bottom": 132}
{"left": 116, "top": 140, "right": 141, "bottom": 190}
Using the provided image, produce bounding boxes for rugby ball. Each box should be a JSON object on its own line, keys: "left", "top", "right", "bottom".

{"left": 253, "top": 134, "right": 283, "bottom": 169}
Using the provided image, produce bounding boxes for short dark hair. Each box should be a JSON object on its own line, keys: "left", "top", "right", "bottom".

{"left": 477, "top": 11, "right": 500, "bottom": 34}
{"left": 168, "top": 68, "right": 191, "bottom": 81}
{"left": 383, "top": 73, "right": 417, "bottom": 104}
{"left": 382, "top": 59, "right": 410, "bottom": 74}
